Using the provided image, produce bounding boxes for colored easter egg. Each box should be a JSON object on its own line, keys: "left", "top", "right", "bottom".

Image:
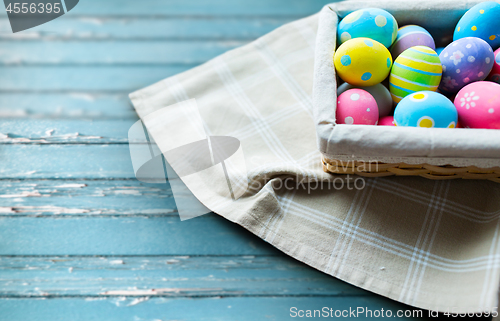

{"left": 336, "top": 89, "right": 379, "bottom": 125}
{"left": 390, "top": 25, "right": 436, "bottom": 60}
{"left": 334, "top": 38, "right": 392, "bottom": 87}
{"left": 394, "top": 91, "right": 457, "bottom": 128}
{"left": 378, "top": 116, "right": 395, "bottom": 126}
{"left": 337, "top": 82, "right": 393, "bottom": 117}
{"left": 488, "top": 47, "right": 500, "bottom": 83}
{"left": 454, "top": 81, "right": 500, "bottom": 129}
{"left": 439, "top": 37, "right": 494, "bottom": 94}
{"left": 338, "top": 8, "right": 398, "bottom": 48}
{"left": 454, "top": 1, "right": 500, "bottom": 50}
{"left": 389, "top": 46, "right": 442, "bottom": 104}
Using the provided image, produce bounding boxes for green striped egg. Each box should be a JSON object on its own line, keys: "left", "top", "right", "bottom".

{"left": 389, "top": 46, "right": 442, "bottom": 103}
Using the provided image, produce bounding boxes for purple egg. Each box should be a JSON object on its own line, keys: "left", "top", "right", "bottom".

{"left": 438, "top": 37, "right": 494, "bottom": 95}
{"left": 390, "top": 25, "right": 435, "bottom": 60}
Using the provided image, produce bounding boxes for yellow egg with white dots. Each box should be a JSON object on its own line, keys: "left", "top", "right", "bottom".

{"left": 334, "top": 38, "right": 392, "bottom": 86}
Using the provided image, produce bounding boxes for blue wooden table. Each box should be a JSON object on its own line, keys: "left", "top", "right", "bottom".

{"left": 0, "top": 1, "right": 429, "bottom": 319}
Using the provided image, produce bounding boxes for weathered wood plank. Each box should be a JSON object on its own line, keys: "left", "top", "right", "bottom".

{"left": 50, "top": 0, "right": 331, "bottom": 17}
{"left": 1, "top": 66, "right": 191, "bottom": 91}
{"left": 0, "top": 256, "right": 365, "bottom": 297}
{"left": 0, "top": 145, "right": 134, "bottom": 179}
{"left": 0, "top": 297, "right": 425, "bottom": 321}
{"left": 0, "top": 180, "right": 176, "bottom": 216}
{"left": 0, "top": 119, "right": 137, "bottom": 143}
{"left": 0, "top": 0, "right": 413, "bottom": 318}
{"left": 1, "top": 41, "right": 246, "bottom": 65}
{"left": 0, "top": 93, "right": 135, "bottom": 119}
{"left": 0, "top": 17, "right": 291, "bottom": 41}
{"left": 0, "top": 215, "right": 279, "bottom": 255}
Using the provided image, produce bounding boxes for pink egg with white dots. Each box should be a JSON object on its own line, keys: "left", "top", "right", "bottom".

{"left": 488, "top": 48, "right": 500, "bottom": 84}
{"left": 378, "top": 116, "right": 395, "bottom": 126}
{"left": 454, "top": 81, "right": 500, "bottom": 129}
{"left": 336, "top": 89, "right": 379, "bottom": 125}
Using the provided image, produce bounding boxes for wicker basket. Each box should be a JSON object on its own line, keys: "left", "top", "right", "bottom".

{"left": 322, "top": 157, "right": 500, "bottom": 182}
{"left": 313, "top": 1, "right": 500, "bottom": 181}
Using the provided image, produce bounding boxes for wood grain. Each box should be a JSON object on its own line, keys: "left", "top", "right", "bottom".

{"left": 0, "top": 145, "right": 135, "bottom": 178}
{"left": 0, "top": 93, "right": 136, "bottom": 119}
{"left": 54, "top": 0, "right": 333, "bottom": 17}
{"left": 0, "top": 119, "right": 137, "bottom": 143}
{"left": 0, "top": 296, "right": 423, "bottom": 321}
{"left": 0, "top": 180, "right": 175, "bottom": 216}
{"left": 0, "top": 17, "right": 292, "bottom": 41}
{"left": 1, "top": 41, "right": 247, "bottom": 65}
{"left": 1, "top": 66, "right": 191, "bottom": 92}
{"left": 0, "top": 215, "right": 280, "bottom": 255}
{"left": 0, "top": 256, "right": 365, "bottom": 297}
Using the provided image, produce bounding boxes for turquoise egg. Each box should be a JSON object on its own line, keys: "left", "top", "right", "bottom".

{"left": 454, "top": 1, "right": 500, "bottom": 49}
{"left": 393, "top": 91, "right": 458, "bottom": 128}
{"left": 338, "top": 8, "right": 398, "bottom": 48}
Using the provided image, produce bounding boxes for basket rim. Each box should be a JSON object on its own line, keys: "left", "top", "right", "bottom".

{"left": 312, "top": 1, "right": 500, "bottom": 169}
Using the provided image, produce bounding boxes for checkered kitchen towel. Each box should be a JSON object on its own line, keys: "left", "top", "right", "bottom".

{"left": 129, "top": 8, "right": 500, "bottom": 313}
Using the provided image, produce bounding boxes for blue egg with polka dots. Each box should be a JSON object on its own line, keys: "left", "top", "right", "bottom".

{"left": 394, "top": 91, "right": 458, "bottom": 128}
{"left": 454, "top": 1, "right": 500, "bottom": 50}
{"left": 338, "top": 8, "right": 398, "bottom": 48}
{"left": 438, "top": 37, "right": 494, "bottom": 95}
